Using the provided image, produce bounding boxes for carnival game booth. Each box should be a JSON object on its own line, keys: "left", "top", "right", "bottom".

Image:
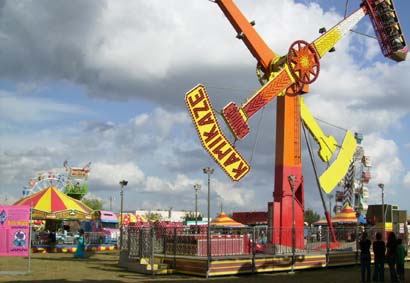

{"left": 13, "top": 186, "right": 96, "bottom": 252}
{"left": 82, "top": 210, "right": 120, "bottom": 245}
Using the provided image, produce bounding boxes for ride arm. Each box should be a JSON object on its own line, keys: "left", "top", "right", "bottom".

{"left": 221, "top": 5, "right": 368, "bottom": 141}
{"left": 319, "top": 131, "right": 357, "bottom": 193}
{"left": 300, "top": 97, "right": 337, "bottom": 163}
{"left": 222, "top": 6, "right": 368, "bottom": 140}
{"left": 301, "top": 96, "right": 358, "bottom": 194}
{"left": 222, "top": 66, "right": 296, "bottom": 140}
{"left": 215, "top": 0, "right": 278, "bottom": 73}
{"left": 313, "top": 7, "right": 366, "bottom": 58}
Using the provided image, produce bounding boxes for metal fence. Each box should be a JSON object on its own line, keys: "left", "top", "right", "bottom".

{"left": 120, "top": 225, "right": 409, "bottom": 265}
{"left": 31, "top": 231, "right": 114, "bottom": 246}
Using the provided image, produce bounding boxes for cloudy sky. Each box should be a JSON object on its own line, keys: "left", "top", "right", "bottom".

{"left": 1, "top": 0, "right": 409, "bottom": 219}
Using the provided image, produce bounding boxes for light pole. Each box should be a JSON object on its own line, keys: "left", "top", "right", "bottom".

{"left": 119, "top": 180, "right": 128, "bottom": 249}
{"left": 203, "top": 166, "right": 214, "bottom": 278}
{"left": 194, "top": 184, "right": 201, "bottom": 227}
{"left": 378, "top": 183, "right": 385, "bottom": 239}
{"left": 288, "top": 175, "right": 296, "bottom": 274}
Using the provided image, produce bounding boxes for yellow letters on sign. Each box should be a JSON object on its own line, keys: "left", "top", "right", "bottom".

{"left": 185, "top": 84, "right": 250, "bottom": 181}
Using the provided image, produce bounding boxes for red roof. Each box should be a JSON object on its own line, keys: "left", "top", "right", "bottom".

{"left": 232, "top": 211, "right": 268, "bottom": 225}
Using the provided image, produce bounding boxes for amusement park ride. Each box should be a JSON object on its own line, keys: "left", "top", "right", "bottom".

{"left": 336, "top": 133, "right": 372, "bottom": 217}
{"left": 185, "top": 0, "right": 407, "bottom": 249}
{"left": 22, "top": 161, "right": 91, "bottom": 200}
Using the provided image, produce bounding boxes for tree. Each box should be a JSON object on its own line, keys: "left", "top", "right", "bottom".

{"left": 144, "top": 212, "right": 162, "bottom": 223}
{"left": 183, "top": 212, "right": 202, "bottom": 222}
{"left": 304, "top": 209, "right": 321, "bottom": 226}
{"left": 81, "top": 198, "right": 103, "bottom": 211}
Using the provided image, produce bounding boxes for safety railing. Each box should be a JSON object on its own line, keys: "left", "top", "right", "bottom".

{"left": 122, "top": 225, "right": 409, "bottom": 264}
{"left": 31, "top": 231, "right": 112, "bottom": 246}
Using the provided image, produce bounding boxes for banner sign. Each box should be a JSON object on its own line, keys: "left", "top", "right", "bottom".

{"left": 69, "top": 168, "right": 89, "bottom": 178}
{"left": 185, "top": 84, "right": 250, "bottom": 181}
{"left": 0, "top": 205, "right": 30, "bottom": 256}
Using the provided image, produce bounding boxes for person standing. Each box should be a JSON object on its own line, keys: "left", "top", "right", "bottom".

{"left": 386, "top": 232, "right": 399, "bottom": 282}
{"left": 74, "top": 229, "right": 86, "bottom": 259}
{"left": 372, "top": 232, "right": 386, "bottom": 282}
{"left": 359, "top": 231, "right": 371, "bottom": 282}
{"left": 396, "top": 238, "right": 406, "bottom": 282}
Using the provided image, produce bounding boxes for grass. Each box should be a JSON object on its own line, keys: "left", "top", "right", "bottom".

{"left": 0, "top": 251, "right": 408, "bottom": 283}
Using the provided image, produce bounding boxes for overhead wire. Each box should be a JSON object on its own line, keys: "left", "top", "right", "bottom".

{"left": 344, "top": 0, "right": 349, "bottom": 18}
{"left": 249, "top": 105, "right": 265, "bottom": 165}
{"left": 302, "top": 121, "right": 328, "bottom": 210}
{"left": 313, "top": 116, "right": 349, "bottom": 132}
{"left": 349, "top": 29, "right": 377, "bottom": 40}
{"left": 206, "top": 84, "right": 268, "bottom": 166}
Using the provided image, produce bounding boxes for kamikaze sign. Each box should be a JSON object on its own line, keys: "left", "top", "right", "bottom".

{"left": 185, "top": 84, "right": 250, "bottom": 181}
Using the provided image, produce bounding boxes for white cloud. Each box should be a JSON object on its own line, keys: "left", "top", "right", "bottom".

{"left": 0, "top": 90, "right": 90, "bottom": 123}
{"left": 403, "top": 172, "right": 410, "bottom": 186}
{"left": 212, "top": 179, "right": 256, "bottom": 208}
{"left": 83, "top": 162, "right": 145, "bottom": 188}
{"left": 1, "top": 0, "right": 409, "bottom": 216}
{"left": 362, "top": 135, "right": 403, "bottom": 185}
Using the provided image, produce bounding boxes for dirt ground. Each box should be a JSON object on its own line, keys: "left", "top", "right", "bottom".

{"left": 0, "top": 251, "right": 408, "bottom": 283}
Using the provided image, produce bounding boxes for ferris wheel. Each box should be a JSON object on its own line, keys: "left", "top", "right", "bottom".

{"left": 22, "top": 171, "right": 67, "bottom": 197}
{"left": 22, "top": 161, "right": 91, "bottom": 199}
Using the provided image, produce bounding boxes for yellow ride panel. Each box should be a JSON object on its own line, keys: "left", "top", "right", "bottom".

{"left": 319, "top": 131, "right": 357, "bottom": 193}
{"left": 300, "top": 97, "right": 337, "bottom": 162}
{"left": 314, "top": 28, "right": 342, "bottom": 58}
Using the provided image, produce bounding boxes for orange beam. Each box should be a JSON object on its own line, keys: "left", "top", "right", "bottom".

{"left": 275, "top": 95, "right": 301, "bottom": 167}
{"left": 216, "top": 0, "right": 278, "bottom": 72}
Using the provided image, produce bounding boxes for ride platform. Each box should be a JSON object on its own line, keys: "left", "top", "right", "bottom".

{"left": 120, "top": 251, "right": 360, "bottom": 277}
{"left": 31, "top": 243, "right": 117, "bottom": 254}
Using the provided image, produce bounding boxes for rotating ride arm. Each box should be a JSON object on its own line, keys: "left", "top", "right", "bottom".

{"left": 186, "top": 0, "right": 406, "bottom": 182}
{"left": 300, "top": 97, "right": 337, "bottom": 163}
{"left": 215, "top": 0, "right": 279, "bottom": 74}
{"left": 300, "top": 97, "right": 358, "bottom": 193}
{"left": 221, "top": 5, "right": 368, "bottom": 141}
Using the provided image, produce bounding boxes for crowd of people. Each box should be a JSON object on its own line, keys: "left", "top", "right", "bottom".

{"left": 359, "top": 231, "right": 407, "bottom": 282}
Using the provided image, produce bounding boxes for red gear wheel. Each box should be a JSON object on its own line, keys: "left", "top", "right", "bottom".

{"left": 287, "top": 40, "right": 320, "bottom": 84}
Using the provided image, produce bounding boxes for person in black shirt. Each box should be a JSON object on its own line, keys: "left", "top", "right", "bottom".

{"left": 372, "top": 232, "right": 385, "bottom": 282}
{"left": 396, "top": 238, "right": 406, "bottom": 282}
{"left": 386, "top": 232, "right": 399, "bottom": 282}
{"left": 360, "top": 231, "right": 371, "bottom": 282}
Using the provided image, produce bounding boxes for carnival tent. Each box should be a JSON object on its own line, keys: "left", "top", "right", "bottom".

{"left": 314, "top": 205, "right": 360, "bottom": 225}
{"left": 117, "top": 212, "right": 148, "bottom": 226}
{"left": 211, "top": 212, "right": 246, "bottom": 227}
{"left": 13, "top": 186, "right": 93, "bottom": 220}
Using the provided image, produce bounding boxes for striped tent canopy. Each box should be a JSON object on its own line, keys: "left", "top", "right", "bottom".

{"left": 315, "top": 205, "right": 359, "bottom": 225}
{"left": 332, "top": 206, "right": 359, "bottom": 223}
{"left": 117, "top": 212, "right": 147, "bottom": 226}
{"left": 14, "top": 186, "right": 93, "bottom": 220}
{"left": 211, "top": 212, "right": 246, "bottom": 227}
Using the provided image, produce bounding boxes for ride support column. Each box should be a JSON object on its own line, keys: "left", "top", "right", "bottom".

{"left": 269, "top": 94, "right": 305, "bottom": 249}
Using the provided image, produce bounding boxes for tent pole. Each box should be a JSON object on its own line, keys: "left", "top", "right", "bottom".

{"left": 28, "top": 205, "right": 32, "bottom": 274}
